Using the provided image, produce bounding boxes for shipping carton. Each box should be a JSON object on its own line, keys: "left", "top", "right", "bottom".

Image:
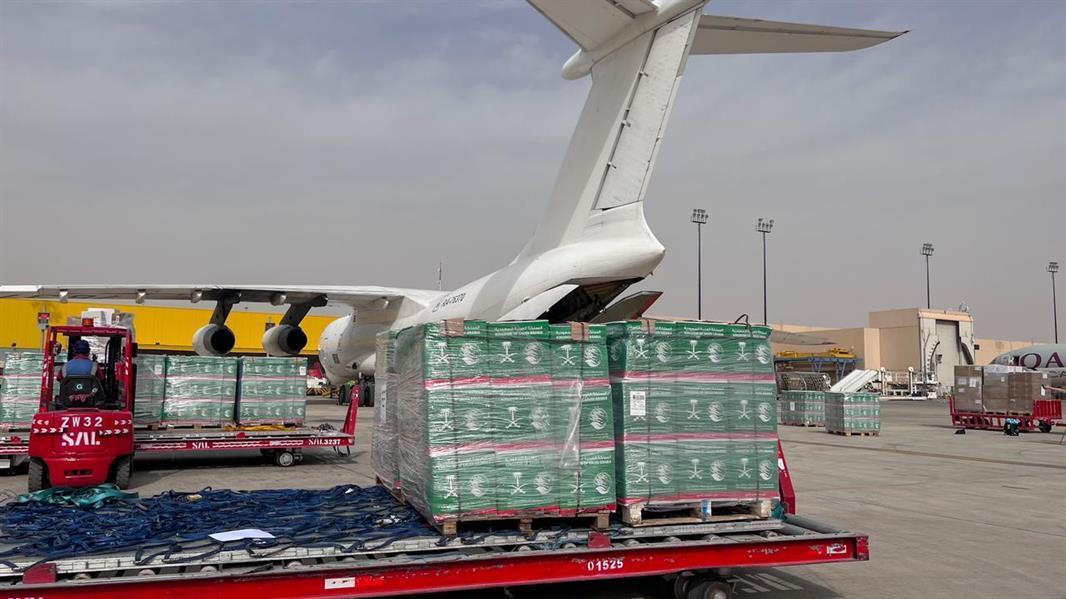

{"left": 953, "top": 365, "right": 984, "bottom": 413}
{"left": 1006, "top": 371, "right": 1049, "bottom": 414}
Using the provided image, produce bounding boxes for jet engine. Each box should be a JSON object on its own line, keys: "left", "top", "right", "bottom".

{"left": 317, "top": 315, "right": 382, "bottom": 383}
{"left": 192, "top": 324, "right": 236, "bottom": 356}
{"left": 262, "top": 324, "right": 308, "bottom": 356}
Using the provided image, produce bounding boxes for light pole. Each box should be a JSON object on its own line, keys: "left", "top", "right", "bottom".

{"left": 1050, "top": 261, "right": 1060, "bottom": 343}
{"left": 756, "top": 218, "right": 774, "bottom": 326}
{"left": 691, "top": 209, "right": 708, "bottom": 320}
{"left": 921, "top": 243, "right": 934, "bottom": 309}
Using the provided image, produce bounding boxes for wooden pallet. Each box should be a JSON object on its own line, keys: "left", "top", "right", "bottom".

{"left": 620, "top": 499, "right": 773, "bottom": 527}
{"left": 435, "top": 510, "right": 611, "bottom": 536}
{"left": 827, "top": 430, "right": 879, "bottom": 437}
{"left": 155, "top": 423, "right": 225, "bottom": 430}
{"left": 781, "top": 421, "right": 823, "bottom": 427}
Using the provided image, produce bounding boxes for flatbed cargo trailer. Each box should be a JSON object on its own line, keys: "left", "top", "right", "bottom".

{"left": 0, "top": 443, "right": 869, "bottom": 599}
{"left": 0, "top": 399, "right": 357, "bottom": 472}
{"left": 948, "top": 395, "right": 1061, "bottom": 433}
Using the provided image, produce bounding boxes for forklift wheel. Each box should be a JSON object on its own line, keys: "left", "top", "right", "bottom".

{"left": 112, "top": 456, "right": 133, "bottom": 490}
{"left": 274, "top": 451, "right": 296, "bottom": 467}
{"left": 1038, "top": 421, "right": 1053, "bottom": 433}
{"left": 28, "top": 458, "right": 49, "bottom": 493}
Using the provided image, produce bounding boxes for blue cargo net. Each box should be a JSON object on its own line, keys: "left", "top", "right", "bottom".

{"left": 0, "top": 485, "right": 437, "bottom": 570}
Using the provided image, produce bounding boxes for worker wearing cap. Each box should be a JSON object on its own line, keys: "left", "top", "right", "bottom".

{"left": 62, "top": 339, "right": 101, "bottom": 379}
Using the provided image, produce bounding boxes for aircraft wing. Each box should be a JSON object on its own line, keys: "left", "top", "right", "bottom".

{"left": 0, "top": 284, "right": 442, "bottom": 310}
{"left": 694, "top": 15, "right": 905, "bottom": 55}
{"left": 527, "top": 0, "right": 656, "bottom": 51}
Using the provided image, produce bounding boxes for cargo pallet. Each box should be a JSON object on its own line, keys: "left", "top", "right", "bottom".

{"left": 376, "top": 477, "right": 612, "bottom": 535}
{"left": 621, "top": 499, "right": 772, "bottom": 527}
{"left": 436, "top": 510, "right": 612, "bottom": 536}
{"left": 780, "top": 421, "right": 823, "bottom": 428}
{"left": 948, "top": 396, "right": 1061, "bottom": 433}
{"left": 0, "top": 442, "right": 870, "bottom": 599}
{"left": 0, "top": 396, "right": 358, "bottom": 472}
{"left": 826, "top": 430, "right": 879, "bottom": 437}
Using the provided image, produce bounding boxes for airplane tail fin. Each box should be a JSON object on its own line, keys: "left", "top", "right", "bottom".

{"left": 522, "top": 0, "right": 903, "bottom": 258}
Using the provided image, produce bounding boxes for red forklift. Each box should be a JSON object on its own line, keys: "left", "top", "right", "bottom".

{"left": 27, "top": 324, "right": 137, "bottom": 491}
{"left": 10, "top": 323, "right": 360, "bottom": 492}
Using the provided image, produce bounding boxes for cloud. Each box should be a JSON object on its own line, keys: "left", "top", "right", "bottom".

{"left": 1, "top": 0, "right": 1063, "bottom": 341}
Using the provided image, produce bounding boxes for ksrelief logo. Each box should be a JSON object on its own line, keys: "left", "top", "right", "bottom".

{"left": 755, "top": 343, "right": 771, "bottom": 365}
{"left": 469, "top": 474, "right": 487, "bottom": 497}
{"left": 655, "top": 341, "right": 670, "bottom": 363}
{"left": 524, "top": 342, "right": 543, "bottom": 365}
{"left": 594, "top": 472, "right": 612, "bottom": 495}
{"left": 460, "top": 343, "right": 480, "bottom": 366}
{"left": 654, "top": 402, "right": 670, "bottom": 423}
{"left": 530, "top": 406, "right": 550, "bottom": 431}
{"left": 757, "top": 402, "right": 772, "bottom": 423}
{"left": 464, "top": 408, "right": 484, "bottom": 431}
{"left": 584, "top": 345, "right": 601, "bottom": 368}
{"left": 535, "top": 472, "right": 554, "bottom": 494}
{"left": 707, "top": 401, "right": 723, "bottom": 422}
{"left": 710, "top": 459, "right": 726, "bottom": 482}
{"left": 609, "top": 339, "right": 625, "bottom": 361}
{"left": 589, "top": 407, "right": 608, "bottom": 430}
{"left": 759, "top": 459, "right": 775, "bottom": 481}
{"left": 707, "top": 343, "right": 722, "bottom": 363}
{"left": 656, "top": 463, "right": 672, "bottom": 484}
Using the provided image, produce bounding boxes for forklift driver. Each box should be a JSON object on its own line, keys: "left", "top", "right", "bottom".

{"left": 62, "top": 340, "right": 102, "bottom": 380}
{"left": 54, "top": 339, "right": 109, "bottom": 409}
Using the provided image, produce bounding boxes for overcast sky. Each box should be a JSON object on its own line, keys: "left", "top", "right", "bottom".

{"left": 1, "top": 0, "right": 1063, "bottom": 342}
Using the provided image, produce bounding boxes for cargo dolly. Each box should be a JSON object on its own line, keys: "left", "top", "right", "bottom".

{"left": 0, "top": 324, "right": 358, "bottom": 488}
{"left": 0, "top": 402, "right": 357, "bottom": 476}
{"left": 0, "top": 443, "right": 869, "bottom": 599}
{"left": 948, "top": 395, "right": 1061, "bottom": 433}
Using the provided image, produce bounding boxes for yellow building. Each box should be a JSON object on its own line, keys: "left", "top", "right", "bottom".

{"left": 0, "top": 298, "right": 338, "bottom": 355}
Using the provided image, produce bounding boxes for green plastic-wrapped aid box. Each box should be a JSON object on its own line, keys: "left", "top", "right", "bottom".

{"left": 371, "top": 331, "right": 401, "bottom": 490}
{"left": 385, "top": 319, "right": 615, "bottom": 529}
{"left": 825, "top": 391, "right": 880, "bottom": 434}
{"left": 0, "top": 351, "right": 55, "bottom": 429}
{"left": 133, "top": 355, "right": 167, "bottom": 426}
{"left": 607, "top": 320, "right": 778, "bottom": 515}
{"left": 162, "top": 356, "right": 238, "bottom": 426}
{"left": 237, "top": 357, "right": 307, "bottom": 426}
{"left": 780, "top": 390, "right": 825, "bottom": 427}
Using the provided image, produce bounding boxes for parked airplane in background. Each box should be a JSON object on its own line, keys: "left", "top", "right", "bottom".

{"left": 0, "top": 0, "right": 903, "bottom": 383}
{"left": 991, "top": 344, "right": 1066, "bottom": 389}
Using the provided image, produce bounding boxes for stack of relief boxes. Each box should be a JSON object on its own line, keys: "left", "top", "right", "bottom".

{"left": 383, "top": 319, "right": 615, "bottom": 529}
{"left": 607, "top": 320, "right": 778, "bottom": 522}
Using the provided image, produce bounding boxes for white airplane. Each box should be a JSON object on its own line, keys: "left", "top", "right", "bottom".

{"left": 0, "top": 0, "right": 903, "bottom": 384}
{"left": 990, "top": 344, "right": 1066, "bottom": 389}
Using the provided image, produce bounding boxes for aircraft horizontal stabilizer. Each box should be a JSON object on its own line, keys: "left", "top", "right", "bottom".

{"left": 694, "top": 15, "right": 905, "bottom": 55}
{"left": 527, "top": 0, "right": 656, "bottom": 51}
